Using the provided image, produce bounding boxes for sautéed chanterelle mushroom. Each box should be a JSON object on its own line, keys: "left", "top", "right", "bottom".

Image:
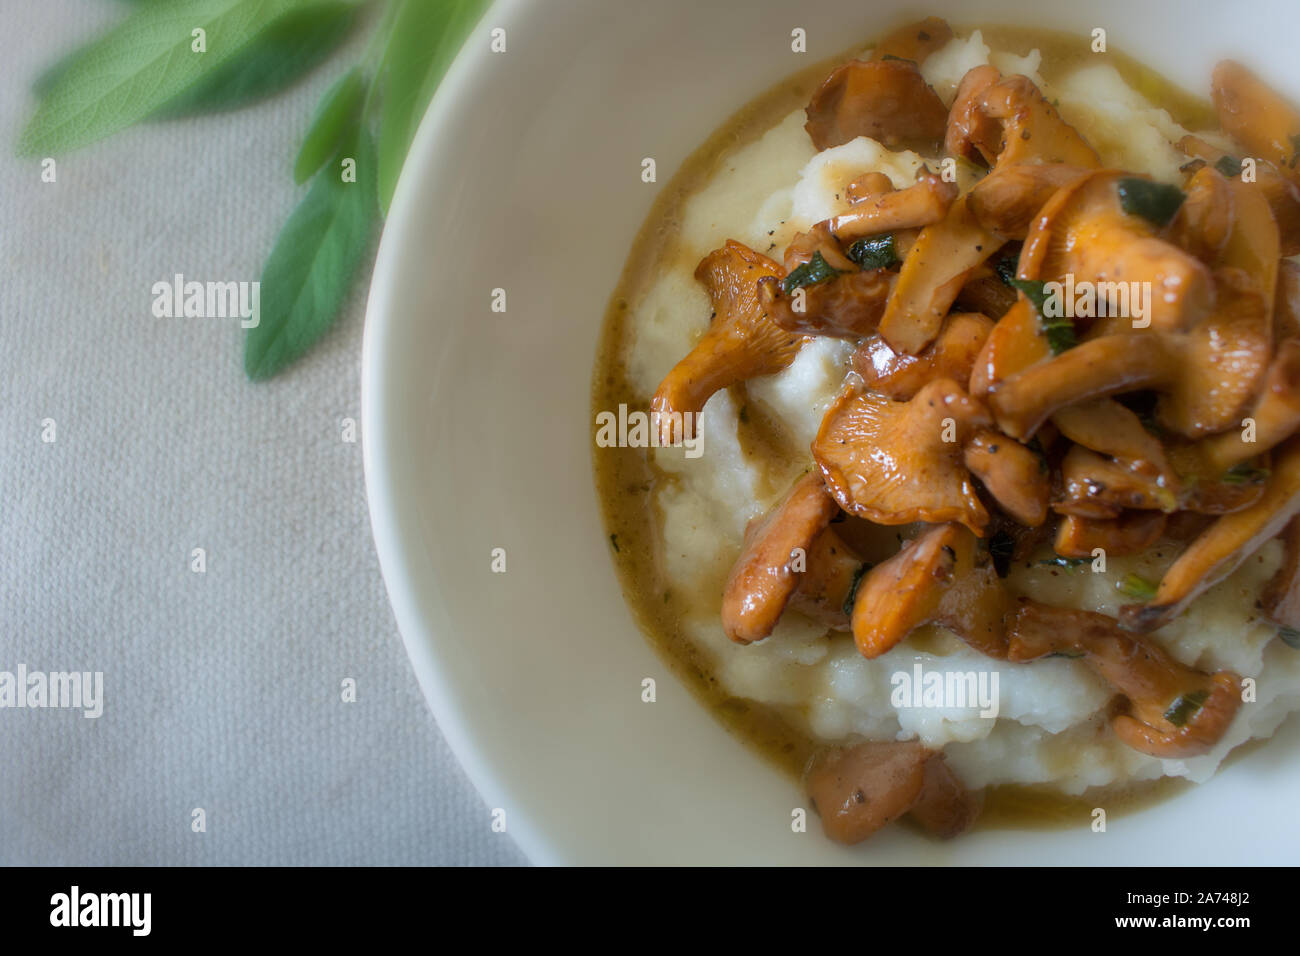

{"left": 593, "top": 18, "right": 1300, "bottom": 846}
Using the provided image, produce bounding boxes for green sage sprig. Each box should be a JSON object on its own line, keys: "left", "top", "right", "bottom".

{"left": 20, "top": 0, "right": 490, "bottom": 381}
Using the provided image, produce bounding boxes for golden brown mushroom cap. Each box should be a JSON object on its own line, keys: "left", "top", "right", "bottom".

{"left": 968, "top": 162, "right": 1092, "bottom": 239}
{"left": 946, "top": 69, "right": 1101, "bottom": 170}
{"left": 804, "top": 740, "right": 933, "bottom": 844}
{"left": 761, "top": 268, "right": 896, "bottom": 339}
{"left": 813, "top": 379, "right": 992, "bottom": 533}
{"left": 650, "top": 240, "right": 806, "bottom": 443}
{"left": 853, "top": 311, "right": 993, "bottom": 400}
{"left": 805, "top": 58, "right": 948, "bottom": 153}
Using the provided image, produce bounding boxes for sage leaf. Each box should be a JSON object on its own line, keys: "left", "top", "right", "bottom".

{"left": 20, "top": 0, "right": 322, "bottom": 155}
{"left": 154, "top": 1, "right": 358, "bottom": 118}
{"left": 376, "top": 0, "right": 489, "bottom": 215}
{"left": 245, "top": 128, "right": 376, "bottom": 380}
{"left": 294, "top": 66, "right": 365, "bottom": 184}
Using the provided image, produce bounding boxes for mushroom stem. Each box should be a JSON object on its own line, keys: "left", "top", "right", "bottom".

{"left": 1008, "top": 600, "right": 1241, "bottom": 758}
{"left": 878, "top": 195, "right": 1004, "bottom": 355}
{"left": 829, "top": 168, "right": 956, "bottom": 241}
{"left": 1120, "top": 436, "right": 1300, "bottom": 632}
{"left": 721, "top": 471, "right": 839, "bottom": 644}
{"left": 988, "top": 334, "right": 1180, "bottom": 440}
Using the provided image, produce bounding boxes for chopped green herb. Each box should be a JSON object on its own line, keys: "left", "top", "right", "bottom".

{"left": 609, "top": 533, "right": 619, "bottom": 553}
{"left": 846, "top": 234, "right": 898, "bottom": 270}
{"left": 1117, "top": 572, "right": 1158, "bottom": 601}
{"left": 1279, "top": 626, "right": 1300, "bottom": 649}
{"left": 781, "top": 251, "right": 842, "bottom": 294}
{"left": 1221, "top": 462, "right": 1270, "bottom": 485}
{"left": 1290, "top": 133, "right": 1300, "bottom": 169}
{"left": 1010, "top": 277, "right": 1076, "bottom": 354}
{"left": 989, "top": 530, "right": 1015, "bottom": 578}
{"left": 1163, "top": 689, "right": 1209, "bottom": 727}
{"left": 1046, "top": 650, "right": 1086, "bottom": 659}
{"left": 880, "top": 53, "right": 917, "bottom": 64}
{"left": 1117, "top": 177, "right": 1186, "bottom": 228}
{"left": 842, "top": 563, "right": 872, "bottom": 618}
{"left": 1214, "top": 154, "right": 1242, "bottom": 179}
{"left": 738, "top": 404, "right": 749, "bottom": 424}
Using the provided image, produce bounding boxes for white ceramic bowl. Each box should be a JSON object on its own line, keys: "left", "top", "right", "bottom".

{"left": 363, "top": 0, "right": 1300, "bottom": 864}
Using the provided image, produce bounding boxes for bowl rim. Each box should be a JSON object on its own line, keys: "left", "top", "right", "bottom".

{"left": 360, "top": 0, "right": 557, "bottom": 865}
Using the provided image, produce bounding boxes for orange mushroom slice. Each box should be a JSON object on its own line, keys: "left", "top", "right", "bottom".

{"left": 962, "top": 428, "right": 1049, "bottom": 526}
{"left": 720, "top": 470, "right": 840, "bottom": 644}
{"left": 1155, "top": 265, "right": 1272, "bottom": 440}
{"left": 852, "top": 311, "right": 993, "bottom": 400}
{"left": 760, "top": 268, "right": 897, "bottom": 339}
{"left": 829, "top": 167, "right": 957, "bottom": 241}
{"left": 945, "top": 65, "right": 1004, "bottom": 164}
{"left": 1169, "top": 164, "right": 1236, "bottom": 264}
{"left": 787, "top": 526, "right": 866, "bottom": 632}
{"left": 1177, "top": 133, "right": 1300, "bottom": 257}
{"left": 907, "top": 754, "right": 983, "bottom": 839}
{"left": 1120, "top": 436, "right": 1300, "bottom": 633}
{"left": 1049, "top": 399, "right": 1181, "bottom": 516}
{"left": 878, "top": 194, "right": 1005, "bottom": 355}
{"left": 805, "top": 740, "right": 977, "bottom": 844}
{"left": 651, "top": 240, "right": 806, "bottom": 443}
{"left": 1055, "top": 445, "right": 1178, "bottom": 518}
{"left": 782, "top": 221, "right": 858, "bottom": 274}
{"left": 1017, "top": 170, "right": 1216, "bottom": 335}
{"left": 987, "top": 331, "right": 1182, "bottom": 440}
{"left": 805, "top": 58, "right": 949, "bottom": 153}
{"left": 1211, "top": 60, "right": 1300, "bottom": 187}
{"left": 850, "top": 522, "right": 1008, "bottom": 659}
{"left": 1054, "top": 511, "right": 1168, "bottom": 559}
{"left": 1008, "top": 600, "right": 1241, "bottom": 759}
{"left": 1195, "top": 338, "right": 1300, "bottom": 476}
{"left": 968, "top": 295, "right": 1051, "bottom": 397}
{"left": 813, "top": 378, "right": 992, "bottom": 533}
{"left": 1053, "top": 398, "right": 1176, "bottom": 485}
{"left": 968, "top": 162, "right": 1093, "bottom": 239}
{"left": 946, "top": 69, "right": 1101, "bottom": 170}
{"left": 988, "top": 178, "right": 1276, "bottom": 441}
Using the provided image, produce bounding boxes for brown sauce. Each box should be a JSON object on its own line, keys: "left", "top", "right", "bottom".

{"left": 591, "top": 22, "right": 1222, "bottom": 829}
